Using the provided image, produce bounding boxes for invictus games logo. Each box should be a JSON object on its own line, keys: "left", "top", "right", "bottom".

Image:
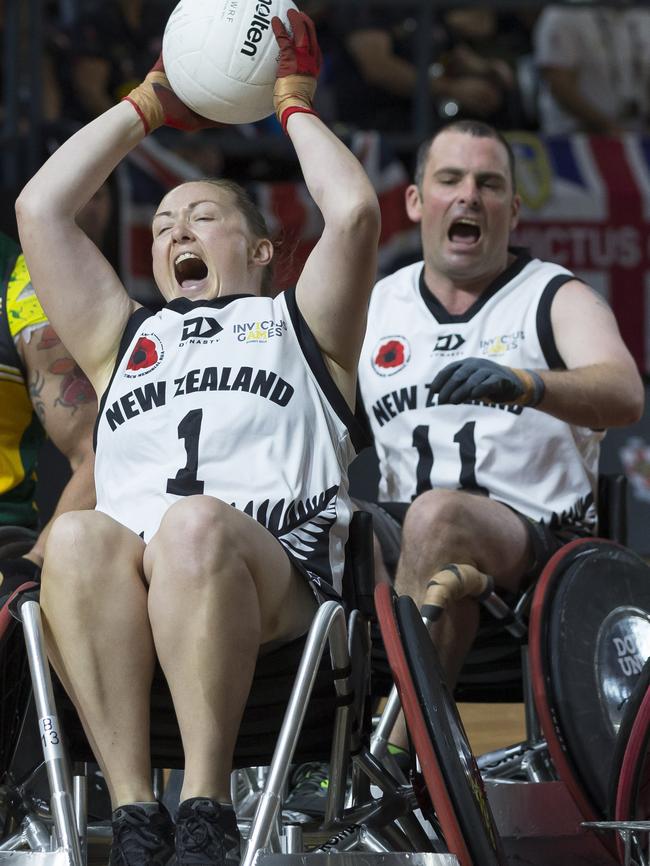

{"left": 179, "top": 316, "right": 223, "bottom": 345}
{"left": 125, "top": 333, "right": 164, "bottom": 378}
{"left": 480, "top": 331, "right": 525, "bottom": 357}
{"left": 371, "top": 336, "right": 410, "bottom": 376}
{"left": 232, "top": 319, "right": 287, "bottom": 343}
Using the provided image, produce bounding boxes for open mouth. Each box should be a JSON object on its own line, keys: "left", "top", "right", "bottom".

{"left": 174, "top": 252, "right": 209, "bottom": 289}
{"left": 448, "top": 219, "right": 481, "bottom": 245}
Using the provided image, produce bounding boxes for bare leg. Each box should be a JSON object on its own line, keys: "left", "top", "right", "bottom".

{"left": 388, "top": 490, "right": 532, "bottom": 748}
{"left": 40, "top": 510, "right": 154, "bottom": 807}
{"left": 395, "top": 488, "right": 531, "bottom": 680}
{"left": 144, "top": 496, "right": 316, "bottom": 804}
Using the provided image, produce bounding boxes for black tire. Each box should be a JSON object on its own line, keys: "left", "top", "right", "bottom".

{"left": 608, "top": 656, "right": 650, "bottom": 819}
{"left": 532, "top": 539, "right": 650, "bottom": 817}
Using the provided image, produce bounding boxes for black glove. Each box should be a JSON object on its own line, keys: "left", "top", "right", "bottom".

{"left": 0, "top": 556, "right": 41, "bottom": 601}
{"left": 431, "top": 357, "right": 545, "bottom": 407}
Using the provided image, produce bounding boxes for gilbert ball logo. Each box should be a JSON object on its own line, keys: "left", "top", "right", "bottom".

{"left": 371, "top": 336, "right": 410, "bottom": 376}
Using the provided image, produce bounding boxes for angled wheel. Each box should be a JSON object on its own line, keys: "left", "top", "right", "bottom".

{"left": 609, "top": 658, "right": 650, "bottom": 863}
{"left": 0, "top": 528, "right": 39, "bottom": 784}
{"left": 375, "top": 583, "right": 507, "bottom": 866}
{"left": 529, "top": 538, "right": 650, "bottom": 838}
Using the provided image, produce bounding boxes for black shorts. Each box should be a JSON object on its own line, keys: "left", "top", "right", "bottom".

{"left": 282, "top": 545, "right": 342, "bottom": 607}
{"left": 352, "top": 497, "right": 592, "bottom": 588}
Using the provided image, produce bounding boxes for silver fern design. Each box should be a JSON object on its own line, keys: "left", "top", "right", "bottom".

{"left": 239, "top": 485, "right": 339, "bottom": 562}
{"left": 548, "top": 491, "right": 597, "bottom": 533}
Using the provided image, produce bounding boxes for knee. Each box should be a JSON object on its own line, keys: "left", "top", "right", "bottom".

{"left": 402, "top": 489, "right": 474, "bottom": 550}
{"left": 155, "top": 496, "right": 243, "bottom": 583}
{"left": 43, "top": 511, "right": 126, "bottom": 596}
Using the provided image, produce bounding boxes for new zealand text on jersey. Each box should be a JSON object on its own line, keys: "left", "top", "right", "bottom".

{"left": 371, "top": 383, "right": 523, "bottom": 427}
{"left": 105, "top": 365, "right": 294, "bottom": 431}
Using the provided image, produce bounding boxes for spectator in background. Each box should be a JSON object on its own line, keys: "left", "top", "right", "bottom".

{"left": 534, "top": 2, "right": 650, "bottom": 135}
{"left": 332, "top": 1, "right": 525, "bottom": 134}
{"left": 67, "top": 0, "right": 176, "bottom": 121}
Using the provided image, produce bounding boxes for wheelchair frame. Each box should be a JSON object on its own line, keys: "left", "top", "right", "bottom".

{"left": 0, "top": 514, "right": 459, "bottom": 866}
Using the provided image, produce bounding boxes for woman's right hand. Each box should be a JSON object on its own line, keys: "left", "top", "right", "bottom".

{"left": 124, "top": 54, "right": 226, "bottom": 134}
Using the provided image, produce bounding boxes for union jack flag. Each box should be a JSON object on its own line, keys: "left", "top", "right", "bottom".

{"left": 509, "top": 132, "right": 650, "bottom": 372}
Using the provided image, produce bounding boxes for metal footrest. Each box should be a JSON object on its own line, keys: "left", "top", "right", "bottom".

{"left": 583, "top": 821, "right": 650, "bottom": 866}
{"left": 252, "top": 855, "right": 460, "bottom": 866}
{"left": 0, "top": 853, "right": 74, "bottom": 865}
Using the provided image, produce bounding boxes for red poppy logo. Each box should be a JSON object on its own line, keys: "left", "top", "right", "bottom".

{"left": 371, "top": 336, "right": 410, "bottom": 376}
{"left": 127, "top": 337, "right": 159, "bottom": 371}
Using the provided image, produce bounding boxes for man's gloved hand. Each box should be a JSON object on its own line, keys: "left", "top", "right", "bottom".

{"left": 0, "top": 556, "right": 41, "bottom": 601}
{"left": 431, "top": 357, "right": 546, "bottom": 407}
{"left": 272, "top": 9, "right": 322, "bottom": 133}
{"left": 124, "top": 55, "right": 226, "bottom": 134}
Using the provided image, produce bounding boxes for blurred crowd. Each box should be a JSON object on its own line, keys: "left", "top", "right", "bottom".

{"left": 4, "top": 1, "right": 650, "bottom": 134}
{"left": 3, "top": 1, "right": 650, "bottom": 168}
{"left": 1, "top": 0, "right": 650, "bottom": 270}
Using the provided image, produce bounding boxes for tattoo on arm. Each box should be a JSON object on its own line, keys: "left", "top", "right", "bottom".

{"left": 29, "top": 370, "right": 46, "bottom": 424}
{"left": 50, "top": 359, "right": 95, "bottom": 413}
{"left": 37, "top": 325, "right": 61, "bottom": 351}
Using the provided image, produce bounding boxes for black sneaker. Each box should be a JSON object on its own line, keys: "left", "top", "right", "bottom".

{"left": 283, "top": 762, "right": 330, "bottom": 814}
{"left": 175, "top": 798, "right": 241, "bottom": 866}
{"left": 109, "top": 803, "right": 174, "bottom": 866}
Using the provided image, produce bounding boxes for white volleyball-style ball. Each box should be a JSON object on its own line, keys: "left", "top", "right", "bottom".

{"left": 162, "top": 0, "right": 297, "bottom": 125}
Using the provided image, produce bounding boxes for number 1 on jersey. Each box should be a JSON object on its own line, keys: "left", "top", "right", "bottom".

{"left": 166, "top": 409, "right": 205, "bottom": 496}
{"left": 412, "top": 421, "right": 488, "bottom": 499}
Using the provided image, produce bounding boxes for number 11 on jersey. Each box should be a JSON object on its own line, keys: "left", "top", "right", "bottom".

{"left": 412, "top": 421, "right": 488, "bottom": 500}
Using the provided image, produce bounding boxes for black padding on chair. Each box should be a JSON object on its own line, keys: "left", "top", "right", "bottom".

{"left": 344, "top": 510, "right": 375, "bottom": 618}
{"left": 453, "top": 617, "right": 525, "bottom": 703}
{"left": 598, "top": 474, "right": 628, "bottom": 547}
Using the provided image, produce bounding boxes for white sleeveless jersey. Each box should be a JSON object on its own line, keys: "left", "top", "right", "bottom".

{"left": 94, "top": 289, "right": 364, "bottom": 595}
{"left": 358, "top": 252, "right": 602, "bottom": 533}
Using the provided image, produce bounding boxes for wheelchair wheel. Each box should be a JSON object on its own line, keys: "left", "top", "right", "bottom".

{"left": 375, "top": 583, "right": 507, "bottom": 866}
{"left": 609, "top": 657, "right": 650, "bottom": 817}
{"left": 529, "top": 538, "right": 650, "bottom": 824}
{"left": 0, "top": 615, "right": 32, "bottom": 781}
{"left": 609, "top": 657, "right": 650, "bottom": 863}
{"left": 0, "top": 527, "right": 40, "bottom": 798}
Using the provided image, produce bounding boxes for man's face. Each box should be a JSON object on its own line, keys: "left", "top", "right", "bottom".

{"left": 406, "top": 131, "right": 521, "bottom": 285}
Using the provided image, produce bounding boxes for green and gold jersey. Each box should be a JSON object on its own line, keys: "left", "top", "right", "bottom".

{"left": 0, "top": 233, "right": 47, "bottom": 528}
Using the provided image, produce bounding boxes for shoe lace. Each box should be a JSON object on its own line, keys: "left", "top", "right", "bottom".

{"left": 178, "top": 803, "right": 233, "bottom": 859}
{"left": 113, "top": 810, "right": 166, "bottom": 858}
